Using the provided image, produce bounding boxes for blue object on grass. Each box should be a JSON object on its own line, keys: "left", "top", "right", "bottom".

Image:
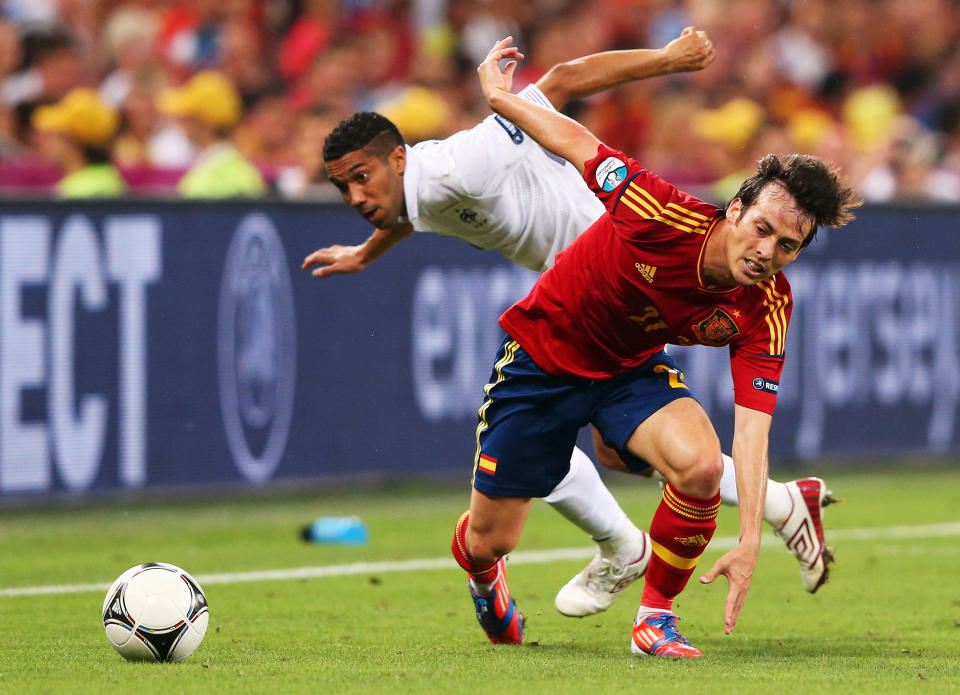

{"left": 300, "top": 516, "right": 369, "bottom": 545}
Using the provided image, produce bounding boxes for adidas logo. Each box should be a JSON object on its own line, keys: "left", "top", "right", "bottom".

{"left": 673, "top": 534, "right": 708, "bottom": 547}
{"left": 635, "top": 262, "right": 657, "bottom": 283}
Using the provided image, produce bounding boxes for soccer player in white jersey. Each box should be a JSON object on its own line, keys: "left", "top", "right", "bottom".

{"left": 304, "top": 28, "right": 835, "bottom": 615}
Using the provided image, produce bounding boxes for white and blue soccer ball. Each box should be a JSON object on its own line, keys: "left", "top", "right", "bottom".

{"left": 102, "top": 562, "right": 209, "bottom": 662}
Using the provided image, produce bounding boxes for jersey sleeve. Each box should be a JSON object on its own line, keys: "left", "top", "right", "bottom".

{"left": 582, "top": 143, "right": 717, "bottom": 238}
{"left": 728, "top": 276, "right": 793, "bottom": 414}
{"left": 450, "top": 84, "right": 559, "bottom": 197}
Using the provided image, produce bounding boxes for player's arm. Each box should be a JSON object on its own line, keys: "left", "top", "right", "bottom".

{"left": 478, "top": 38, "right": 600, "bottom": 174}
{"left": 301, "top": 223, "right": 414, "bottom": 277}
{"left": 536, "top": 26, "right": 715, "bottom": 109}
{"left": 699, "top": 405, "right": 770, "bottom": 634}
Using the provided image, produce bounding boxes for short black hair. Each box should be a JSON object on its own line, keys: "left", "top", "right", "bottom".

{"left": 728, "top": 153, "right": 862, "bottom": 248}
{"left": 323, "top": 112, "right": 404, "bottom": 162}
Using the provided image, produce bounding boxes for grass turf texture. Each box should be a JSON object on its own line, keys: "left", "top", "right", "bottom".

{"left": 1, "top": 466, "right": 959, "bottom": 694}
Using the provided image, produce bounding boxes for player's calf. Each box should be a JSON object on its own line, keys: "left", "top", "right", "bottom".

{"left": 452, "top": 510, "right": 524, "bottom": 644}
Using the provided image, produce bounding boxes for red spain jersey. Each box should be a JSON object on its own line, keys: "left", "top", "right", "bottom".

{"left": 499, "top": 144, "right": 792, "bottom": 414}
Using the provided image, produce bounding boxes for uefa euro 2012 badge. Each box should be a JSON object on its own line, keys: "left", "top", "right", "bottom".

{"left": 596, "top": 157, "right": 627, "bottom": 192}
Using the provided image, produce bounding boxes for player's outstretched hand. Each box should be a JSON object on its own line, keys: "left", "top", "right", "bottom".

{"left": 302, "top": 244, "right": 367, "bottom": 277}
{"left": 663, "top": 26, "right": 715, "bottom": 73}
{"left": 698, "top": 541, "right": 757, "bottom": 634}
{"left": 477, "top": 37, "right": 525, "bottom": 105}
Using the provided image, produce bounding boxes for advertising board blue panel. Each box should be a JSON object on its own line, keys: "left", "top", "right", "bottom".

{"left": 0, "top": 201, "right": 956, "bottom": 499}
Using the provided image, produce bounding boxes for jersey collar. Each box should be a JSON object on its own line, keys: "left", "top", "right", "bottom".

{"left": 400, "top": 144, "right": 420, "bottom": 224}
{"left": 696, "top": 216, "right": 740, "bottom": 294}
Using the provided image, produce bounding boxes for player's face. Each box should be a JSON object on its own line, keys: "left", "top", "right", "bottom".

{"left": 325, "top": 145, "right": 406, "bottom": 228}
{"left": 724, "top": 183, "right": 809, "bottom": 286}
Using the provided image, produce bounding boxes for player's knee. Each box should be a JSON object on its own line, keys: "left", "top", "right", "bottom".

{"left": 669, "top": 449, "right": 723, "bottom": 499}
{"left": 465, "top": 526, "right": 515, "bottom": 565}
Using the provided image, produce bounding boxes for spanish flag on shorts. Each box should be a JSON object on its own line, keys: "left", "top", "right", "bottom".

{"left": 478, "top": 454, "right": 497, "bottom": 475}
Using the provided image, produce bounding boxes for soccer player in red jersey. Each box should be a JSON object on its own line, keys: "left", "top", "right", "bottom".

{"left": 450, "top": 38, "right": 861, "bottom": 657}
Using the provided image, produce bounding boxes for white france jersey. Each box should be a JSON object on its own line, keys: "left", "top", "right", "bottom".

{"left": 402, "top": 85, "right": 606, "bottom": 272}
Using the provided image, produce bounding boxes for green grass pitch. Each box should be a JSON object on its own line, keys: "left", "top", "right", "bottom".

{"left": 1, "top": 466, "right": 959, "bottom": 694}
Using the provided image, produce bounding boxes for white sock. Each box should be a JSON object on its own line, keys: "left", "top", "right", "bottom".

{"left": 763, "top": 480, "right": 794, "bottom": 528}
{"left": 470, "top": 577, "right": 497, "bottom": 596}
{"left": 636, "top": 605, "right": 673, "bottom": 621}
{"left": 469, "top": 574, "right": 498, "bottom": 595}
{"left": 543, "top": 446, "right": 632, "bottom": 543}
{"left": 718, "top": 453, "right": 739, "bottom": 506}
{"left": 718, "top": 452, "right": 794, "bottom": 528}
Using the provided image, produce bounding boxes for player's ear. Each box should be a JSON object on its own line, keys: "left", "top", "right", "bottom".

{"left": 389, "top": 145, "right": 406, "bottom": 175}
{"left": 727, "top": 197, "right": 742, "bottom": 220}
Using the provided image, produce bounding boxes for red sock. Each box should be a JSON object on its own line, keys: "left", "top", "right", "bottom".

{"left": 451, "top": 510, "right": 499, "bottom": 585}
{"left": 640, "top": 484, "right": 721, "bottom": 611}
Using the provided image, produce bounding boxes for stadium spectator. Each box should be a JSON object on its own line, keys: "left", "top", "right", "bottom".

{"left": 275, "top": 106, "right": 341, "bottom": 199}
{"left": 2, "top": 26, "right": 87, "bottom": 110}
{"left": 0, "top": 0, "right": 957, "bottom": 199}
{"left": 157, "top": 70, "right": 266, "bottom": 198}
{"left": 98, "top": 2, "right": 161, "bottom": 108}
{"left": 288, "top": 38, "right": 361, "bottom": 117}
{"left": 234, "top": 88, "right": 298, "bottom": 173}
{"left": 217, "top": 13, "right": 273, "bottom": 98}
{"left": 278, "top": 0, "right": 338, "bottom": 83}
{"left": 31, "top": 87, "right": 127, "bottom": 197}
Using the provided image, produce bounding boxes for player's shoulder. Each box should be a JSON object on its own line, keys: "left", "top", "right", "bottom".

{"left": 744, "top": 272, "right": 794, "bottom": 321}
{"left": 587, "top": 143, "right": 715, "bottom": 214}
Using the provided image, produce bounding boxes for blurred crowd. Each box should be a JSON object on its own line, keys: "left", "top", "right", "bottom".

{"left": 1, "top": 0, "right": 959, "bottom": 201}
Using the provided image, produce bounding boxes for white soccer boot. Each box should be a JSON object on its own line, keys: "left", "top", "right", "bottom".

{"left": 555, "top": 524, "right": 651, "bottom": 617}
{"left": 774, "top": 477, "right": 837, "bottom": 593}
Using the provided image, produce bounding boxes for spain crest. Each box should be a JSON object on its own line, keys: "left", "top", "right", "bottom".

{"left": 692, "top": 309, "right": 740, "bottom": 346}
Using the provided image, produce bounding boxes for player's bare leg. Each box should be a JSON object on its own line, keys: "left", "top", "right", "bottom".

{"left": 547, "top": 446, "right": 651, "bottom": 617}
{"left": 625, "top": 397, "right": 723, "bottom": 658}
{"left": 451, "top": 491, "right": 530, "bottom": 644}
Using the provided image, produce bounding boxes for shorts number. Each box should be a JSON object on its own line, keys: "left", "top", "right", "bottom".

{"left": 653, "top": 364, "right": 688, "bottom": 390}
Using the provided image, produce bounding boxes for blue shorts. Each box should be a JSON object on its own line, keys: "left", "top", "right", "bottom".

{"left": 472, "top": 335, "right": 697, "bottom": 498}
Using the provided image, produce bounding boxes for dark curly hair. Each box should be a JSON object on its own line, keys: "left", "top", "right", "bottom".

{"left": 727, "top": 154, "right": 862, "bottom": 248}
{"left": 323, "top": 112, "right": 404, "bottom": 162}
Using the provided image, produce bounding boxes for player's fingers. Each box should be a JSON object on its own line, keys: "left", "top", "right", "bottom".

{"left": 681, "top": 26, "right": 694, "bottom": 36}
{"left": 494, "top": 47, "right": 523, "bottom": 62}
{"left": 481, "top": 48, "right": 521, "bottom": 71}
{"left": 698, "top": 559, "right": 724, "bottom": 584}
{"left": 723, "top": 585, "right": 746, "bottom": 634}
{"left": 487, "top": 37, "right": 515, "bottom": 56}
{"left": 303, "top": 250, "right": 333, "bottom": 268}
{"left": 503, "top": 60, "right": 518, "bottom": 83}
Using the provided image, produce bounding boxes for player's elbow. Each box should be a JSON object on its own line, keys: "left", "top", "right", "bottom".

{"left": 536, "top": 61, "right": 578, "bottom": 109}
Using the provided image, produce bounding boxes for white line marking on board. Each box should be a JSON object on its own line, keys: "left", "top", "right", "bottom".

{"left": 3, "top": 521, "right": 960, "bottom": 598}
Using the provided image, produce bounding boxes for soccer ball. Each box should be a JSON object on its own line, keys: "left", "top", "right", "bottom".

{"left": 102, "top": 562, "right": 209, "bottom": 662}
